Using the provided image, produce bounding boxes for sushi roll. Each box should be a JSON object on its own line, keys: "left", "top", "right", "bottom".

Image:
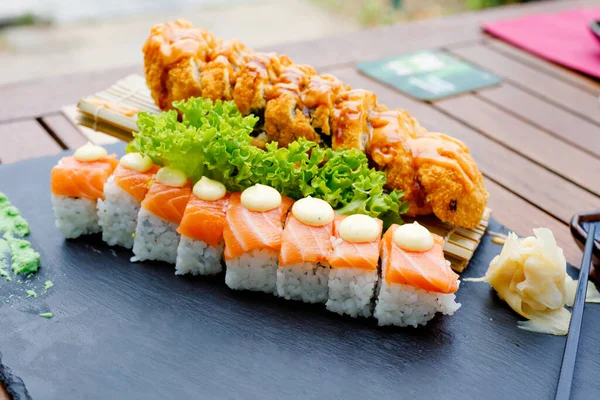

{"left": 326, "top": 214, "right": 382, "bottom": 317}
{"left": 176, "top": 177, "right": 229, "bottom": 276}
{"left": 374, "top": 222, "right": 461, "bottom": 327}
{"left": 276, "top": 197, "right": 333, "bottom": 303}
{"left": 223, "top": 184, "right": 293, "bottom": 294}
{"left": 97, "top": 153, "right": 159, "bottom": 248}
{"left": 131, "top": 166, "right": 191, "bottom": 264}
{"left": 50, "top": 143, "right": 118, "bottom": 238}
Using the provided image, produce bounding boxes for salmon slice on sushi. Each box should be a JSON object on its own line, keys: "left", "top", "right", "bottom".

{"left": 51, "top": 143, "right": 118, "bottom": 238}
{"left": 132, "top": 166, "right": 191, "bottom": 264}
{"left": 223, "top": 184, "right": 293, "bottom": 294}
{"left": 276, "top": 197, "right": 333, "bottom": 304}
{"left": 374, "top": 222, "right": 461, "bottom": 327}
{"left": 326, "top": 214, "right": 382, "bottom": 317}
{"left": 97, "top": 153, "right": 159, "bottom": 248}
{"left": 176, "top": 177, "right": 229, "bottom": 276}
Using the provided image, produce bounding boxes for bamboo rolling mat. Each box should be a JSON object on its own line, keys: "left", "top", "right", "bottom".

{"left": 68, "top": 73, "right": 491, "bottom": 272}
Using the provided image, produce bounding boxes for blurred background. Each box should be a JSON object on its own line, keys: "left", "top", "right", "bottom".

{"left": 0, "top": 0, "right": 535, "bottom": 85}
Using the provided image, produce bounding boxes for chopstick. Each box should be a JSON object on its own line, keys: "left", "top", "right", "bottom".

{"left": 555, "top": 222, "right": 597, "bottom": 400}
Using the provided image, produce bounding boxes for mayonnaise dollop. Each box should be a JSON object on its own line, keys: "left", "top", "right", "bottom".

{"left": 393, "top": 222, "right": 434, "bottom": 251}
{"left": 121, "top": 152, "right": 153, "bottom": 172}
{"left": 74, "top": 142, "right": 107, "bottom": 162}
{"left": 193, "top": 176, "right": 226, "bottom": 201}
{"left": 292, "top": 197, "right": 334, "bottom": 227}
{"left": 339, "top": 214, "right": 379, "bottom": 242}
{"left": 156, "top": 166, "right": 187, "bottom": 187}
{"left": 241, "top": 184, "right": 281, "bottom": 212}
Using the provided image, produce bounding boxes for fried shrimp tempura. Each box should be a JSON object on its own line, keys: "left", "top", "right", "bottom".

{"left": 142, "top": 20, "right": 489, "bottom": 228}
{"left": 409, "top": 133, "right": 488, "bottom": 228}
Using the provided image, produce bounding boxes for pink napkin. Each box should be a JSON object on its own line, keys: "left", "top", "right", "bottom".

{"left": 483, "top": 8, "right": 600, "bottom": 78}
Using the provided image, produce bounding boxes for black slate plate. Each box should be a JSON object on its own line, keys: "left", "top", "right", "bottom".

{"left": 1, "top": 146, "right": 599, "bottom": 400}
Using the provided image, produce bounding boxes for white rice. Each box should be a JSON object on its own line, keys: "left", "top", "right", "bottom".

{"left": 374, "top": 281, "right": 461, "bottom": 327}
{"left": 276, "top": 262, "right": 330, "bottom": 304}
{"left": 175, "top": 236, "right": 224, "bottom": 276}
{"left": 52, "top": 194, "right": 101, "bottom": 239}
{"left": 97, "top": 176, "right": 140, "bottom": 249}
{"left": 225, "top": 249, "right": 278, "bottom": 294}
{"left": 131, "top": 207, "right": 180, "bottom": 264}
{"left": 326, "top": 267, "right": 378, "bottom": 318}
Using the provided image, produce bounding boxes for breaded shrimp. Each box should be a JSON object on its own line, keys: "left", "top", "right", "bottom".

{"left": 409, "top": 132, "right": 488, "bottom": 228}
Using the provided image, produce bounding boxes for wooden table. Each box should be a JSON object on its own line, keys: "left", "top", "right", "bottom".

{"left": 1, "top": 0, "right": 599, "bottom": 397}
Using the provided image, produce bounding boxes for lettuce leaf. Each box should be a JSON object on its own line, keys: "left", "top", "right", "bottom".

{"left": 128, "top": 97, "right": 407, "bottom": 223}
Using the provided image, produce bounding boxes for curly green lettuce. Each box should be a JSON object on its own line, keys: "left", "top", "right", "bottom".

{"left": 128, "top": 97, "right": 408, "bottom": 225}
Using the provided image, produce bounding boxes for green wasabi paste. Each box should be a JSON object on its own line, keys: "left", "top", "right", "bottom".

{"left": 39, "top": 313, "right": 53, "bottom": 318}
{"left": 0, "top": 269, "right": 10, "bottom": 281}
{"left": 0, "top": 192, "right": 30, "bottom": 237}
{"left": 44, "top": 280, "right": 54, "bottom": 292}
{"left": 0, "top": 238, "right": 11, "bottom": 280}
{"left": 5, "top": 233, "right": 40, "bottom": 275}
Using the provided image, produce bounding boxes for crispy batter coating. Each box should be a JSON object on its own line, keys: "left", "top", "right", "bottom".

{"left": 264, "top": 65, "right": 319, "bottom": 147}
{"left": 267, "top": 64, "right": 316, "bottom": 100}
{"left": 369, "top": 110, "right": 432, "bottom": 216}
{"left": 201, "top": 56, "right": 235, "bottom": 101}
{"left": 233, "top": 52, "right": 292, "bottom": 115}
{"left": 142, "top": 19, "right": 216, "bottom": 110}
{"left": 331, "top": 89, "right": 379, "bottom": 152}
{"left": 302, "top": 74, "right": 351, "bottom": 137}
{"left": 264, "top": 94, "right": 320, "bottom": 147}
{"left": 201, "top": 40, "right": 252, "bottom": 102}
{"left": 209, "top": 39, "right": 250, "bottom": 71}
{"left": 142, "top": 21, "right": 489, "bottom": 228}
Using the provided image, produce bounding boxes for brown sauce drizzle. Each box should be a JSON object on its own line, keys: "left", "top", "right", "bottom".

{"left": 245, "top": 53, "right": 270, "bottom": 78}
{"left": 408, "top": 134, "right": 477, "bottom": 192}
{"left": 210, "top": 39, "right": 248, "bottom": 69}
{"left": 302, "top": 75, "right": 348, "bottom": 110}
{"left": 332, "top": 89, "right": 373, "bottom": 141}
{"left": 369, "top": 111, "right": 405, "bottom": 166}
{"left": 153, "top": 21, "right": 212, "bottom": 65}
{"left": 269, "top": 65, "right": 315, "bottom": 100}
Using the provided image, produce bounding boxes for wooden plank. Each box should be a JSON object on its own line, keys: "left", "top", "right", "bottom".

{"left": 476, "top": 84, "right": 600, "bottom": 159}
{"left": 271, "top": 0, "right": 600, "bottom": 69}
{"left": 334, "top": 68, "right": 600, "bottom": 224}
{"left": 41, "top": 114, "right": 88, "bottom": 149}
{"left": 435, "top": 92, "right": 600, "bottom": 195}
{"left": 448, "top": 45, "right": 600, "bottom": 125}
{"left": 484, "top": 178, "right": 581, "bottom": 267}
{"left": 0, "top": 65, "right": 140, "bottom": 123}
{"left": 272, "top": 22, "right": 481, "bottom": 70}
{"left": 484, "top": 37, "right": 600, "bottom": 95}
{"left": 0, "top": 0, "right": 596, "bottom": 125}
{"left": 0, "top": 120, "right": 62, "bottom": 163}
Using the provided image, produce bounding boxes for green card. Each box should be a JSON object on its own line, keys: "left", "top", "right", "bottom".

{"left": 357, "top": 50, "right": 501, "bottom": 101}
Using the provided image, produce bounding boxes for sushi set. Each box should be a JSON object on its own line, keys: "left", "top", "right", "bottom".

{"left": 50, "top": 140, "right": 460, "bottom": 328}
{"left": 2, "top": 149, "right": 600, "bottom": 400}
{"left": 1, "top": 19, "right": 600, "bottom": 400}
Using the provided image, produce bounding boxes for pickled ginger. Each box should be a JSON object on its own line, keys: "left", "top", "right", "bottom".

{"left": 470, "top": 228, "right": 571, "bottom": 335}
